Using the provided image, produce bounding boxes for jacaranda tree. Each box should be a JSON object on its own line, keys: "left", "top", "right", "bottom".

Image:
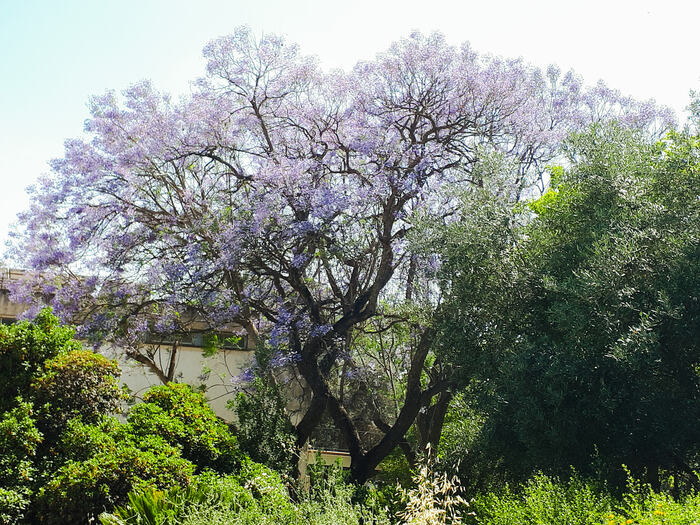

{"left": 8, "top": 28, "right": 674, "bottom": 482}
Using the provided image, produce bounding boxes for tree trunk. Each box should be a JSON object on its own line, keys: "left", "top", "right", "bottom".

{"left": 293, "top": 327, "right": 450, "bottom": 484}
{"left": 416, "top": 390, "right": 452, "bottom": 452}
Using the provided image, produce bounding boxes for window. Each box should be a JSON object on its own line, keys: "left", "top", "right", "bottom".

{"left": 147, "top": 331, "right": 247, "bottom": 350}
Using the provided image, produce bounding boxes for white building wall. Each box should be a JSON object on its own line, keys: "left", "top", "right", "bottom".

{"left": 109, "top": 345, "right": 253, "bottom": 420}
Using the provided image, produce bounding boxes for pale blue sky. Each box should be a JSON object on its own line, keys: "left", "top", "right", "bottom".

{"left": 1, "top": 0, "right": 698, "bottom": 256}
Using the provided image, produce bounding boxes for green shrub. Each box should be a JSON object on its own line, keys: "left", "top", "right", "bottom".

{"left": 470, "top": 473, "right": 612, "bottom": 525}
{"left": 604, "top": 474, "right": 700, "bottom": 525}
{"left": 299, "top": 459, "right": 388, "bottom": 525}
{"left": 0, "top": 312, "right": 252, "bottom": 524}
{"left": 232, "top": 371, "right": 298, "bottom": 476}
{"left": 0, "top": 401, "right": 42, "bottom": 524}
{"left": 128, "top": 383, "right": 241, "bottom": 473}
{"left": 32, "top": 349, "right": 127, "bottom": 435}
{"left": 35, "top": 435, "right": 195, "bottom": 525}
{"left": 0, "top": 309, "right": 81, "bottom": 413}
{"left": 238, "top": 459, "right": 299, "bottom": 518}
{"left": 0, "top": 487, "right": 30, "bottom": 525}
{"left": 467, "top": 471, "right": 700, "bottom": 525}
{"left": 0, "top": 401, "right": 42, "bottom": 486}
{"left": 56, "top": 416, "right": 126, "bottom": 461}
{"left": 30, "top": 382, "right": 244, "bottom": 524}
{"left": 101, "top": 459, "right": 389, "bottom": 525}
{"left": 100, "top": 465, "right": 295, "bottom": 525}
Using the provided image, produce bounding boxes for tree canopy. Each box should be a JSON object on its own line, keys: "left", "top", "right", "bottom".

{"left": 436, "top": 126, "right": 699, "bottom": 489}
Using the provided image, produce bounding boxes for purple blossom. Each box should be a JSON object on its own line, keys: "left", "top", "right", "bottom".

{"left": 231, "top": 366, "right": 255, "bottom": 387}
{"left": 310, "top": 324, "right": 332, "bottom": 337}
{"left": 269, "top": 349, "right": 302, "bottom": 368}
{"left": 291, "top": 252, "right": 309, "bottom": 268}
{"left": 428, "top": 254, "right": 442, "bottom": 274}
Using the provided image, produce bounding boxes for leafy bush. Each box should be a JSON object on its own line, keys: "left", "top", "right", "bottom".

{"left": 0, "top": 487, "right": 30, "bottom": 525}
{"left": 605, "top": 474, "right": 700, "bottom": 525}
{"left": 100, "top": 459, "right": 389, "bottom": 525}
{"left": 56, "top": 416, "right": 126, "bottom": 461}
{"left": 0, "top": 307, "right": 125, "bottom": 443}
{"left": 33, "top": 396, "right": 247, "bottom": 524}
{"left": 0, "top": 312, "right": 253, "bottom": 524}
{"left": 0, "top": 401, "right": 42, "bottom": 486}
{"left": 32, "top": 349, "right": 127, "bottom": 435}
{"left": 237, "top": 459, "right": 295, "bottom": 515}
{"left": 0, "top": 309, "right": 81, "bottom": 412}
{"left": 0, "top": 310, "right": 129, "bottom": 523}
{"left": 468, "top": 471, "right": 700, "bottom": 525}
{"left": 128, "top": 383, "right": 241, "bottom": 473}
{"left": 0, "top": 401, "right": 42, "bottom": 524}
{"left": 299, "top": 459, "right": 388, "bottom": 525}
{"left": 100, "top": 464, "right": 295, "bottom": 525}
{"left": 233, "top": 374, "right": 298, "bottom": 476}
{"left": 470, "top": 473, "right": 612, "bottom": 525}
{"left": 35, "top": 433, "right": 195, "bottom": 525}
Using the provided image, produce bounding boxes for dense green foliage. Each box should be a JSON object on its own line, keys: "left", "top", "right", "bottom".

{"left": 233, "top": 376, "right": 298, "bottom": 476}
{"left": 470, "top": 473, "right": 613, "bottom": 524}
{"left": 0, "top": 402, "right": 41, "bottom": 524}
{"left": 128, "top": 383, "right": 241, "bottom": 473}
{"left": 436, "top": 126, "right": 700, "bottom": 490}
{"left": 0, "top": 310, "right": 134, "bottom": 524}
{"left": 34, "top": 433, "right": 195, "bottom": 525}
{"left": 0, "top": 309, "right": 81, "bottom": 412}
{"left": 232, "top": 345, "right": 298, "bottom": 476}
{"left": 0, "top": 311, "right": 247, "bottom": 524}
{"left": 32, "top": 349, "right": 127, "bottom": 437}
{"left": 100, "top": 460, "right": 389, "bottom": 525}
{"left": 100, "top": 457, "right": 700, "bottom": 524}
{"left": 469, "top": 472, "right": 700, "bottom": 525}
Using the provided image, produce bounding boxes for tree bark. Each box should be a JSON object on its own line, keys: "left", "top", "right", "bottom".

{"left": 416, "top": 390, "right": 453, "bottom": 452}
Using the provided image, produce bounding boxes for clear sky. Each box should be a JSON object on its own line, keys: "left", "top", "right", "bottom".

{"left": 1, "top": 0, "right": 699, "bottom": 256}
